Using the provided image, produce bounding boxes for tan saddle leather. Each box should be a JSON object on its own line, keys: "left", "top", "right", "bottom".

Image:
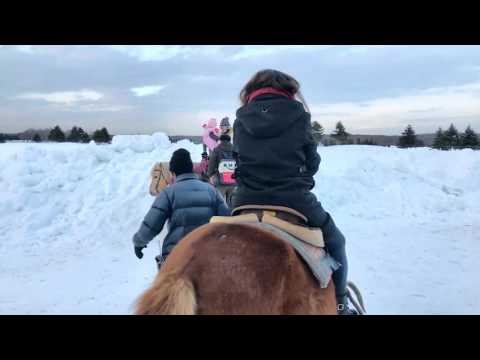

{"left": 211, "top": 204, "right": 325, "bottom": 248}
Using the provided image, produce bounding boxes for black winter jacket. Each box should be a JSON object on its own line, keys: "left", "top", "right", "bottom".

{"left": 207, "top": 141, "right": 234, "bottom": 178}
{"left": 232, "top": 94, "right": 320, "bottom": 195}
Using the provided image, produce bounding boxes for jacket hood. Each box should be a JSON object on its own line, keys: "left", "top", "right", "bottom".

{"left": 236, "top": 95, "right": 307, "bottom": 139}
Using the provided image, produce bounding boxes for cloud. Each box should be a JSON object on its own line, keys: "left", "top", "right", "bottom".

{"left": 17, "top": 90, "right": 103, "bottom": 105}
{"left": 16, "top": 45, "right": 34, "bottom": 53}
{"left": 310, "top": 82, "right": 480, "bottom": 134}
{"left": 110, "top": 45, "right": 187, "bottom": 61}
{"left": 59, "top": 103, "right": 134, "bottom": 112}
{"left": 109, "top": 45, "right": 332, "bottom": 62}
{"left": 0, "top": 45, "right": 35, "bottom": 53}
{"left": 227, "top": 45, "right": 332, "bottom": 61}
{"left": 109, "top": 45, "right": 224, "bottom": 62}
{"left": 340, "top": 45, "right": 386, "bottom": 56}
{"left": 131, "top": 85, "right": 167, "bottom": 97}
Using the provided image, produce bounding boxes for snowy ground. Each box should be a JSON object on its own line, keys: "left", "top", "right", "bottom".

{"left": 0, "top": 134, "right": 479, "bottom": 314}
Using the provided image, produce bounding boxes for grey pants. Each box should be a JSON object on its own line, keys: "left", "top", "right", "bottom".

{"left": 216, "top": 185, "right": 235, "bottom": 207}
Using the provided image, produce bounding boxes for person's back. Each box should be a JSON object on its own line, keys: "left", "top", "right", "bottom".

{"left": 231, "top": 69, "right": 357, "bottom": 315}
{"left": 233, "top": 94, "right": 319, "bottom": 196}
{"left": 208, "top": 135, "right": 236, "bottom": 205}
{"left": 133, "top": 149, "right": 230, "bottom": 268}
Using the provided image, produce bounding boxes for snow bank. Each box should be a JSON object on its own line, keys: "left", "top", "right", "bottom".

{"left": 111, "top": 132, "right": 171, "bottom": 153}
{"left": 0, "top": 137, "right": 479, "bottom": 314}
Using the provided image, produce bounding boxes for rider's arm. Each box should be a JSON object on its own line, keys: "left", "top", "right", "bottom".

{"left": 209, "top": 131, "right": 219, "bottom": 142}
{"left": 304, "top": 117, "right": 321, "bottom": 175}
{"left": 133, "top": 189, "right": 172, "bottom": 248}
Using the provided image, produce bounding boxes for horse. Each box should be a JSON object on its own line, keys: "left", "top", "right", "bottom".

{"left": 134, "top": 222, "right": 338, "bottom": 315}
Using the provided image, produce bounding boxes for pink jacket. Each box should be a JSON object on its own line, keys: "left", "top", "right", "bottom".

{"left": 202, "top": 118, "right": 220, "bottom": 152}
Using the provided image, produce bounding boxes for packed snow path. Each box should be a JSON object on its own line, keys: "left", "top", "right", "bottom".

{"left": 1, "top": 134, "right": 479, "bottom": 314}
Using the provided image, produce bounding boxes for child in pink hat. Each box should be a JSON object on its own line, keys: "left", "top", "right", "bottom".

{"left": 202, "top": 118, "right": 220, "bottom": 155}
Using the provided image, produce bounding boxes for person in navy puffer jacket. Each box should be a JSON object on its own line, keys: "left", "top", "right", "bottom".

{"left": 133, "top": 148, "right": 230, "bottom": 269}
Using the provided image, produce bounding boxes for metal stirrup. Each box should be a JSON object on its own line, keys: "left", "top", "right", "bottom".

{"left": 346, "top": 281, "right": 367, "bottom": 315}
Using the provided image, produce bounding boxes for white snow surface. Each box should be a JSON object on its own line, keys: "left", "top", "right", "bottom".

{"left": 0, "top": 134, "right": 479, "bottom": 314}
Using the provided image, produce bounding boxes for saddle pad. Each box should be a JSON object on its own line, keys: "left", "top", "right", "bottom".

{"left": 253, "top": 222, "right": 340, "bottom": 288}
{"left": 209, "top": 216, "right": 339, "bottom": 288}
{"left": 262, "top": 213, "right": 325, "bottom": 248}
{"left": 211, "top": 213, "right": 325, "bottom": 248}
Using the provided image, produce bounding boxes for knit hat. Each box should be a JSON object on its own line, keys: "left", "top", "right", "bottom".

{"left": 220, "top": 117, "right": 230, "bottom": 128}
{"left": 169, "top": 148, "right": 193, "bottom": 176}
{"left": 219, "top": 134, "right": 231, "bottom": 142}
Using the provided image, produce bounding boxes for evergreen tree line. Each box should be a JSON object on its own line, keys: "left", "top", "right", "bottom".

{"left": 431, "top": 124, "right": 479, "bottom": 150}
{"left": 311, "top": 121, "right": 479, "bottom": 150}
{"left": 311, "top": 121, "right": 378, "bottom": 146}
{"left": 44, "top": 126, "right": 112, "bottom": 144}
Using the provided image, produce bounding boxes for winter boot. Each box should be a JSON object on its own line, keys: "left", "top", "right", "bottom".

{"left": 336, "top": 294, "right": 359, "bottom": 315}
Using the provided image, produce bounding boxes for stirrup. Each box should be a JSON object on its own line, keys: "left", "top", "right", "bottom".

{"left": 346, "top": 281, "right": 367, "bottom": 315}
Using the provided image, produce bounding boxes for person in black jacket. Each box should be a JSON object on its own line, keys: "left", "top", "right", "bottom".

{"left": 207, "top": 134, "right": 236, "bottom": 206}
{"left": 231, "top": 69, "right": 357, "bottom": 315}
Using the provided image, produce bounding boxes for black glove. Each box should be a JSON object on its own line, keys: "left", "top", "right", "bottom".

{"left": 135, "top": 245, "right": 146, "bottom": 259}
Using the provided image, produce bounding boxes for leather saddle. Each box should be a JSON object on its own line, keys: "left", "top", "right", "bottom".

{"left": 211, "top": 204, "right": 325, "bottom": 248}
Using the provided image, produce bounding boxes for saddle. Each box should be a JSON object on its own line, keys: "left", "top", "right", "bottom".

{"left": 212, "top": 205, "right": 325, "bottom": 248}
{"left": 209, "top": 205, "right": 339, "bottom": 288}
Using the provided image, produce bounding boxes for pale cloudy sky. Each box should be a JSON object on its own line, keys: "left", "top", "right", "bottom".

{"left": 1, "top": 45, "right": 480, "bottom": 135}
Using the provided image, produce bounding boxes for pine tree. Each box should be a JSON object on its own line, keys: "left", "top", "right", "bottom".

{"left": 0, "top": 134, "right": 5, "bottom": 143}
{"left": 311, "top": 121, "right": 324, "bottom": 145}
{"left": 92, "top": 129, "right": 103, "bottom": 143}
{"left": 460, "top": 125, "right": 479, "bottom": 149}
{"left": 331, "top": 121, "right": 349, "bottom": 144}
{"left": 100, "top": 127, "right": 112, "bottom": 143}
{"left": 432, "top": 127, "right": 446, "bottom": 150}
{"left": 77, "top": 127, "right": 90, "bottom": 143}
{"left": 444, "top": 124, "right": 460, "bottom": 149}
{"left": 398, "top": 125, "right": 417, "bottom": 148}
{"left": 67, "top": 126, "right": 81, "bottom": 142}
{"left": 92, "top": 127, "right": 112, "bottom": 143}
{"left": 48, "top": 126, "right": 66, "bottom": 142}
{"left": 32, "top": 133, "right": 42, "bottom": 142}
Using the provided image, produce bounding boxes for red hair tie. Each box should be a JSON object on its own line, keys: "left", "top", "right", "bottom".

{"left": 247, "top": 87, "right": 294, "bottom": 104}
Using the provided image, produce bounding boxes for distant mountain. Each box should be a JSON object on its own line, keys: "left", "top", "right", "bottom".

{"left": 169, "top": 135, "right": 203, "bottom": 144}
{"left": 17, "top": 128, "right": 52, "bottom": 141}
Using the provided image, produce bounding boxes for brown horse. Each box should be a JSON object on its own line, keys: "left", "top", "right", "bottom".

{"left": 134, "top": 222, "right": 337, "bottom": 315}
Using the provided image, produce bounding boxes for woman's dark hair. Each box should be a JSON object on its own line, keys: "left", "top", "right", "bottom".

{"left": 239, "top": 69, "right": 309, "bottom": 112}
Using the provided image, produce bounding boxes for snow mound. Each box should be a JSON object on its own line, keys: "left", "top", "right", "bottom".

{"left": 0, "top": 140, "right": 479, "bottom": 314}
{"left": 111, "top": 132, "right": 171, "bottom": 153}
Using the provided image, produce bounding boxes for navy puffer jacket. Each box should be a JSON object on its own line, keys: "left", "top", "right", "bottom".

{"left": 133, "top": 173, "right": 230, "bottom": 256}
